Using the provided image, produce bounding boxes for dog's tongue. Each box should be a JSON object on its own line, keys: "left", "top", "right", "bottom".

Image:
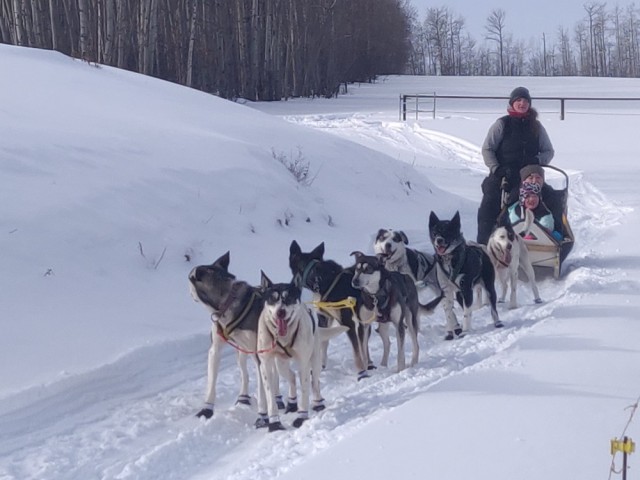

{"left": 503, "top": 250, "right": 512, "bottom": 265}
{"left": 436, "top": 245, "right": 447, "bottom": 255}
{"left": 276, "top": 313, "right": 288, "bottom": 337}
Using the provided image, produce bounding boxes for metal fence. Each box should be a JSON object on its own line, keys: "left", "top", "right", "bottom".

{"left": 399, "top": 94, "right": 640, "bottom": 121}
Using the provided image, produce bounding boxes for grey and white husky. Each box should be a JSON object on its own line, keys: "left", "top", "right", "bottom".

{"left": 188, "top": 251, "right": 290, "bottom": 427}
{"left": 350, "top": 251, "right": 423, "bottom": 372}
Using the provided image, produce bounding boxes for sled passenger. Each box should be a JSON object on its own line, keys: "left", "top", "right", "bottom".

{"left": 517, "top": 164, "right": 564, "bottom": 235}
{"left": 501, "top": 181, "right": 562, "bottom": 241}
{"left": 476, "top": 86, "right": 555, "bottom": 244}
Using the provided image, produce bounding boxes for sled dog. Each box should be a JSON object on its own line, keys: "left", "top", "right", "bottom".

{"left": 350, "top": 251, "right": 422, "bottom": 372}
{"left": 188, "top": 252, "right": 289, "bottom": 426}
{"left": 487, "top": 219, "right": 542, "bottom": 309}
{"left": 373, "top": 228, "right": 441, "bottom": 298}
{"left": 257, "top": 273, "right": 346, "bottom": 432}
{"left": 428, "top": 211, "right": 503, "bottom": 339}
{"left": 289, "top": 240, "right": 372, "bottom": 380}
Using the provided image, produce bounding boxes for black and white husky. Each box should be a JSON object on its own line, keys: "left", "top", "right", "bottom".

{"left": 428, "top": 211, "right": 503, "bottom": 339}
{"left": 373, "top": 229, "right": 441, "bottom": 298}
{"left": 289, "top": 240, "right": 373, "bottom": 381}
{"left": 350, "top": 251, "right": 421, "bottom": 372}
{"left": 258, "top": 273, "right": 346, "bottom": 432}
{"left": 188, "top": 252, "right": 289, "bottom": 425}
{"left": 487, "top": 218, "right": 542, "bottom": 309}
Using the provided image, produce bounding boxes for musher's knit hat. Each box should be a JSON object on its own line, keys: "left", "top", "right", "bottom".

{"left": 520, "top": 164, "right": 545, "bottom": 182}
{"left": 509, "top": 86, "right": 532, "bottom": 106}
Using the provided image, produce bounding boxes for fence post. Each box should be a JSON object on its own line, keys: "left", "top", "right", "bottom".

{"left": 401, "top": 95, "right": 407, "bottom": 121}
{"left": 433, "top": 92, "right": 437, "bottom": 119}
{"left": 560, "top": 98, "right": 565, "bottom": 120}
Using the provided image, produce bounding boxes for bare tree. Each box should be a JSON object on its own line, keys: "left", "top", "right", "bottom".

{"left": 485, "top": 8, "right": 507, "bottom": 75}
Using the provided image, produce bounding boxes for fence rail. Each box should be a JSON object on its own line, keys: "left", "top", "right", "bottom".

{"left": 399, "top": 94, "right": 640, "bottom": 121}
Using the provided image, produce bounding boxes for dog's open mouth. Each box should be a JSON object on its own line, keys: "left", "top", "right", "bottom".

{"left": 276, "top": 310, "right": 289, "bottom": 337}
{"left": 378, "top": 249, "right": 394, "bottom": 259}
{"left": 435, "top": 244, "right": 448, "bottom": 256}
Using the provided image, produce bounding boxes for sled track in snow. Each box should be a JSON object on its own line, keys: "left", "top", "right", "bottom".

{"left": 0, "top": 292, "right": 562, "bottom": 480}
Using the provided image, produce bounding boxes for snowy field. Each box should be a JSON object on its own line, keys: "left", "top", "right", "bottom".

{"left": 1, "top": 43, "right": 639, "bottom": 480}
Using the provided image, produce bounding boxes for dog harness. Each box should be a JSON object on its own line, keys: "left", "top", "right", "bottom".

{"left": 269, "top": 308, "right": 316, "bottom": 358}
{"left": 488, "top": 243, "right": 510, "bottom": 268}
{"left": 300, "top": 259, "right": 357, "bottom": 323}
{"left": 298, "top": 259, "right": 320, "bottom": 290}
{"left": 437, "top": 243, "right": 467, "bottom": 287}
{"left": 212, "top": 285, "right": 260, "bottom": 338}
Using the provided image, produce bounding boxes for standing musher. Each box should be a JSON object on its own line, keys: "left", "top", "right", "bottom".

{"left": 476, "top": 86, "right": 555, "bottom": 244}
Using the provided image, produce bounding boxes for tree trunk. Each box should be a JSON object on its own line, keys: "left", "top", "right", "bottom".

{"left": 78, "top": 0, "right": 90, "bottom": 59}
{"left": 48, "top": 0, "right": 58, "bottom": 49}
{"left": 186, "top": 0, "right": 198, "bottom": 87}
{"left": 12, "top": 0, "right": 25, "bottom": 45}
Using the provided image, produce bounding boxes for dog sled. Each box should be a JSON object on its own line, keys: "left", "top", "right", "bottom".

{"left": 501, "top": 165, "right": 575, "bottom": 279}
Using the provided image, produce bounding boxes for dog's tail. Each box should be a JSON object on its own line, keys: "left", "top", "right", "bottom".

{"left": 522, "top": 208, "right": 535, "bottom": 237}
{"left": 317, "top": 324, "right": 348, "bottom": 342}
{"left": 418, "top": 293, "right": 444, "bottom": 317}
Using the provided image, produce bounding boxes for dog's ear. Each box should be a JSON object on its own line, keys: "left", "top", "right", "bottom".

{"left": 212, "top": 251, "right": 230, "bottom": 271}
{"left": 289, "top": 240, "right": 301, "bottom": 256}
{"left": 428, "top": 211, "right": 439, "bottom": 229}
{"left": 376, "top": 228, "right": 387, "bottom": 239}
{"left": 260, "top": 270, "right": 273, "bottom": 289}
{"left": 398, "top": 230, "right": 409, "bottom": 244}
{"left": 311, "top": 242, "right": 325, "bottom": 260}
{"left": 495, "top": 211, "right": 507, "bottom": 227}
{"left": 451, "top": 211, "right": 461, "bottom": 230}
{"left": 496, "top": 211, "right": 511, "bottom": 230}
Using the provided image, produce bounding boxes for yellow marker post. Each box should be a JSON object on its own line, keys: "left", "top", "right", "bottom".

{"left": 611, "top": 437, "right": 635, "bottom": 480}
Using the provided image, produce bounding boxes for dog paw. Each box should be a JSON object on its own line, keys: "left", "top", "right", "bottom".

{"left": 444, "top": 332, "right": 454, "bottom": 341}
{"left": 276, "top": 395, "right": 285, "bottom": 410}
{"left": 534, "top": 298, "right": 543, "bottom": 304}
{"left": 454, "top": 327, "right": 465, "bottom": 339}
{"left": 268, "top": 421, "right": 286, "bottom": 432}
{"left": 254, "top": 415, "right": 269, "bottom": 429}
{"left": 293, "top": 417, "right": 308, "bottom": 428}
{"left": 196, "top": 407, "right": 214, "bottom": 419}
{"left": 494, "top": 321, "right": 504, "bottom": 328}
{"left": 285, "top": 402, "right": 298, "bottom": 414}
{"left": 312, "top": 403, "right": 326, "bottom": 412}
{"left": 236, "top": 394, "right": 251, "bottom": 406}
{"left": 367, "top": 362, "right": 377, "bottom": 371}
{"left": 357, "top": 370, "right": 370, "bottom": 381}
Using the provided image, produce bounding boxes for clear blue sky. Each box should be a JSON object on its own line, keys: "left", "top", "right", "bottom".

{"left": 409, "top": 0, "right": 637, "bottom": 42}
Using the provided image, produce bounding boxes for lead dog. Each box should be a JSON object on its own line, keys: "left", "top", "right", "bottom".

{"left": 428, "top": 211, "right": 503, "bottom": 339}
{"left": 350, "top": 251, "right": 421, "bottom": 372}
{"left": 258, "top": 273, "right": 346, "bottom": 432}
{"left": 373, "top": 229, "right": 441, "bottom": 299}
{"left": 188, "top": 252, "right": 289, "bottom": 426}
{"left": 289, "top": 240, "right": 372, "bottom": 380}
{"left": 487, "top": 218, "right": 542, "bottom": 309}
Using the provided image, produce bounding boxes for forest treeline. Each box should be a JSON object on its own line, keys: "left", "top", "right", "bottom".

{"left": 408, "top": 2, "right": 640, "bottom": 78}
{"left": 1, "top": 0, "right": 639, "bottom": 100}
{"left": 0, "top": 0, "right": 410, "bottom": 100}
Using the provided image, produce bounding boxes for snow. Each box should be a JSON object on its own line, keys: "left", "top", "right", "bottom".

{"left": 1, "top": 42, "right": 639, "bottom": 480}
